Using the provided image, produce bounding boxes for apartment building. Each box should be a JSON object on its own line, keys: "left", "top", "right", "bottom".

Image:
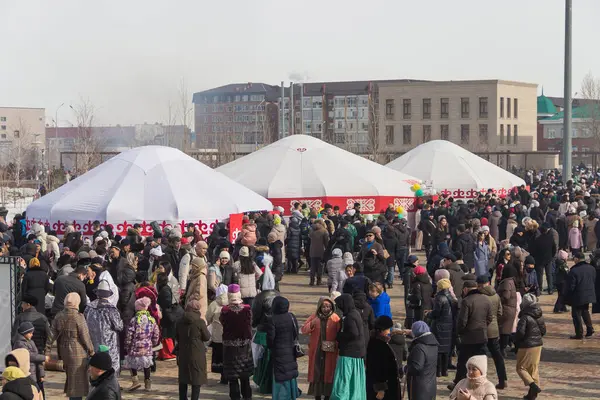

{"left": 0, "top": 106, "right": 46, "bottom": 166}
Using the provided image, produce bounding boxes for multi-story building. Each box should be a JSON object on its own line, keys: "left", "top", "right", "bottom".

{"left": 0, "top": 107, "right": 46, "bottom": 166}
{"left": 192, "top": 83, "right": 281, "bottom": 154}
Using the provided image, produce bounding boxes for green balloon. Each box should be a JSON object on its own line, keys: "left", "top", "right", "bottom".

{"left": 415, "top": 189, "right": 424, "bottom": 197}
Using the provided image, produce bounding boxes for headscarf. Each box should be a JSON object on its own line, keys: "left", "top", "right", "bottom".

{"left": 411, "top": 321, "right": 430, "bottom": 338}
{"left": 64, "top": 292, "right": 81, "bottom": 310}
{"left": 437, "top": 278, "right": 452, "bottom": 290}
{"left": 316, "top": 297, "right": 334, "bottom": 320}
{"left": 2, "top": 366, "right": 25, "bottom": 382}
{"left": 215, "top": 284, "right": 229, "bottom": 298}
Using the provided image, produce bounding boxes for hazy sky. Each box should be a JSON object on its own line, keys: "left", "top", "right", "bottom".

{"left": 1, "top": 0, "right": 599, "bottom": 127}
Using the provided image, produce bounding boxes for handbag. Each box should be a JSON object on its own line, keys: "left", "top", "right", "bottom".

{"left": 321, "top": 340, "right": 336, "bottom": 352}
{"left": 383, "top": 249, "right": 390, "bottom": 259}
{"left": 290, "top": 315, "right": 305, "bottom": 358}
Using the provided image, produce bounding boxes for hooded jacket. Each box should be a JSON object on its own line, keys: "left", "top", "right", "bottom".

{"left": 479, "top": 285, "right": 502, "bottom": 339}
{"left": 335, "top": 294, "right": 366, "bottom": 358}
{"left": 514, "top": 303, "right": 546, "bottom": 349}
{"left": 326, "top": 249, "right": 344, "bottom": 287}
{"left": 285, "top": 218, "right": 302, "bottom": 260}
{"left": 353, "top": 292, "right": 375, "bottom": 349}
{"left": 0, "top": 377, "right": 35, "bottom": 400}
{"left": 87, "top": 368, "right": 120, "bottom": 400}
{"left": 406, "top": 333, "right": 439, "bottom": 400}
{"left": 266, "top": 297, "right": 299, "bottom": 383}
{"left": 206, "top": 289, "right": 228, "bottom": 343}
{"left": 12, "top": 334, "right": 45, "bottom": 380}
{"left": 368, "top": 291, "right": 392, "bottom": 319}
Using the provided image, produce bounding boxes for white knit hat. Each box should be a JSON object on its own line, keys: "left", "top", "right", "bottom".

{"left": 467, "top": 355, "right": 488, "bottom": 377}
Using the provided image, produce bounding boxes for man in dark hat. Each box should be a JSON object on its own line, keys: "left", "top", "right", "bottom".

{"left": 531, "top": 222, "right": 557, "bottom": 294}
{"left": 11, "top": 294, "right": 50, "bottom": 352}
{"left": 87, "top": 351, "right": 120, "bottom": 400}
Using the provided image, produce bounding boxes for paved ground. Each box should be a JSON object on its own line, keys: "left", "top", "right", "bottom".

{"left": 44, "top": 260, "right": 600, "bottom": 399}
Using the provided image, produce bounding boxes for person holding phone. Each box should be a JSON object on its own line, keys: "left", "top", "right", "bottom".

{"left": 449, "top": 355, "right": 497, "bottom": 400}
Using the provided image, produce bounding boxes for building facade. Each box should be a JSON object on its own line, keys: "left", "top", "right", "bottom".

{"left": 0, "top": 107, "right": 46, "bottom": 166}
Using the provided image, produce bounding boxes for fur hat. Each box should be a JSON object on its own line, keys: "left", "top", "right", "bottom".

{"left": 374, "top": 316, "right": 394, "bottom": 332}
{"left": 228, "top": 284, "right": 242, "bottom": 305}
{"left": 521, "top": 293, "right": 537, "bottom": 309}
{"left": 467, "top": 355, "right": 488, "bottom": 377}
{"left": 219, "top": 251, "right": 231, "bottom": 260}
{"left": 239, "top": 246, "right": 250, "bottom": 257}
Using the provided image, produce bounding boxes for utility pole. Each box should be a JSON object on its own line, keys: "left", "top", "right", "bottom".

{"left": 280, "top": 81, "right": 285, "bottom": 139}
{"left": 290, "top": 82, "right": 294, "bottom": 135}
{"left": 563, "top": 0, "right": 573, "bottom": 182}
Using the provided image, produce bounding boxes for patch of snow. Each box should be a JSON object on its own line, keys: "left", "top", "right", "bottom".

{"left": 0, "top": 187, "right": 37, "bottom": 222}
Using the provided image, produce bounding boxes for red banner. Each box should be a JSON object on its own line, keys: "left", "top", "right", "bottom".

{"left": 268, "top": 196, "right": 416, "bottom": 216}
{"left": 228, "top": 213, "right": 243, "bottom": 243}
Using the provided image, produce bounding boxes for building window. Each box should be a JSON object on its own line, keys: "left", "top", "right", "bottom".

{"left": 507, "top": 124, "right": 511, "bottom": 144}
{"left": 500, "top": 97, "right": 504, "bottom": 118}
{"left": 403, "top": 99, "right": 412, "bottom": 119}
{"left": 403, "top": 125, "right": 412, "bottom": 144}
{"left": 507, "top": 98, "right": 511, "bottom": 118}
{"left": 440, "top": 98, "right": 449, "bottom": 119}
{"left": 423, "top": 98, "right": 431, "bottom": 119}
{"left": 514, "top": 125, "right": 518, "bottom": 145}
{"left": 461, "top": 98, "right": 470, "bottom": 118}
{"left": 386, "top": 125, "right": 395, "bottom": 145}
{"left": 441, "top": 124, "right": 449, "bottom": 140}
{"left": 547, "top": 129, "right": 556, "bottom": 139}
{"left": 479, "top": 124, "right": 488, "bottom": 144}
{"left": 0, "top": 125, "right": 5, "bottom": 130}
{"left": 460, "top": 124, "right": 470, "bottom": 144}
{"left": 0, "top": 117, "right": 5, "bottom": 122}
{"left": 385, "top": 99, "right": 394, "bottom": 120}
{"left": 500, "top": 124, "right": 504, "bottom": 143}
{"left": 514, "top": 98, "right": 518, "bottom": 118}
{"left": 0, "top": 134, "right": 5, "bottom": 139}
{"left": 335, "top": 133, "right": 345, "bottom": 144}
{"left": 337, "top": 121, "right": 343, "bottom": 129}
{"left": 423, "top": 125, "right": 431, "bottom": 143}
{"left": 479, "top": 97, "right": 488, "bottom": 118}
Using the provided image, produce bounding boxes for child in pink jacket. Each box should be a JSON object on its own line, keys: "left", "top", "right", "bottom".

{"left": 568, "top": 220, "right": 583, "bottom": 252}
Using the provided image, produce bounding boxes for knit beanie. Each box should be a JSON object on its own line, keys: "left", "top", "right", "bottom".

{"left": 558, "top": 249, "right": 569, "bottom": 261}
{"left": 219, "top": 251, "right": 231, "bottom": 261}
{"left": 88, "top": 351, "right": 112, "bottom": 371}
{"left": 332, "top": 248, "right": 342, "bottom": 258}
{"left": 436, "top": 278, "right": 452, "bottom": 291}
{"left": 228, "top": 284, "right": 243, "bottom": 305}
{"left": 135, "top": 297, "right": 151, "bottom": 311}
{"left": 2, "top": 366, "right": 25, "bottom": 382}
{"left": 467, "top": 355, "right": 488, "bottom": 377}
{"left": 343, "top": 252, "right": 354, "bottom": 265}
{"left": 434, "top": 269, "right": 450, "bottom": 282}
{"left": 411, "top": 321, "right": 430, "bottom": 337}
{"left": 18, "top": 322, "right": 34, "bottom": 335}
{"left": 414, "top": 266, "right": 427, "bottom": 275}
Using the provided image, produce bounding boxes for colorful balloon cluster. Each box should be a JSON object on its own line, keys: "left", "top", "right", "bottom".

{"left": 410, "top": 183, "right": 424, "bottom": 197}
{"left": 396, "top": 205, "right": 405, "bottom": 219}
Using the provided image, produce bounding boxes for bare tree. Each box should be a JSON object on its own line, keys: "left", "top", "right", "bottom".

{"left": 70, "top": 98, "right": 104, "bottom": 173}
{"left": 580, "top": 72, "right": 600, "bottom": 150}
{"left": 10, "top": 117, "right": 36, "bottom": 186}
{"left": 165, "top": 100, "right": 179, "bottom": 148}
{"left": 178, "top": 78, "right": 192, "bottom": 151}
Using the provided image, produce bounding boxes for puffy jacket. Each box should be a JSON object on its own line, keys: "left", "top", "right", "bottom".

{"left": 454, "top": 233, "right": 475, "bottom": 271}
{"left": 237, "top": 263, "right": 262, "bottom": 299}
{"left": 326, "top": 250, "right": 344, "bottom": 287}
{"left": 567, "top": 261, "right": 597, "bottom": 307}
{"left": 368, "top": 291, "right": 392, "bottom": 319}
{"left": 11, "top": 308, "right": 50, "bottom": 354}
{"left": 21, "top": 268, "right": 52, "bottom": 315}
{"left": 0, "top": 377, "right": 35, "bottom": 400}
{"left": 479, "top": 285, "right": 502, "bottom": 339}
{"left": 87, "top": 368, "right": 120, "bottom": 400}
{"left": 309, "top": 224, "right": 329, "bottom": 259}
{"left": 514, "top": 303, "right": 546, "bottom": 349}
{"left": 117, "top": 264, "right": 137, "bottom": 323}
{"left": 206, "top": 290, "right": 228, "bottom": 342}
{"left": 12, "top": 333, "right": 45, "bottom": 380}
{"left": 285, "top": 219, "right": 302, "bottom": 260}
{"left": 266, "top": 297, "right": 299, "bottom": 383}
{"left": 241, "top": 223, "right": 258, "bottom": 247}
{"left": 456, "top": 289, "right": 492, "bottom": 344}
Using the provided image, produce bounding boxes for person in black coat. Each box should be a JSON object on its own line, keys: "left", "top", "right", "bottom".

{"left": 429, "top": 279, "right": 456, "bottom": 377}
{"left": 266, "top": 296, "right": 299, "bottom": 387}
{"left": 20, "top": 259, "right": 51, "bottom": 315}
{"left": 566, "top": 251, "right": 597, "bottom": 339}
{"left": 530, "top": 223, "right": 557, "bottom": 294}
{"left": 366, "top": 316, "right": 402, "bottom": 400}
{"left": 353, "top": 291, "right": 375, "bottom": 350}
{"left": 87, "top": 352, "right": 120, "bottom": 400}
{"left": 267, "top": 234, "right": 284, "bottom": 288}
{"left": 334, "top": 294, "right": 366, "bottom": 359}
{"left": 382, "top": 227, "right": 399, "bottom": 289}
{"left": 453, "top": 225, "right": 475, "bottom": 272}
{"left": 343, "top": 262, "right": 371, "bottom": 295}
{"left": 285, "top": 218, "right": 302, "bottom": 273}
{"left": 156, "top": 273, "right": 181, "bottom": 341}
{"left": 11, "top": 295, "right": 50, "bottom": 353}
{"left": 406, "top": 321, "right": 439, "bottom": 400}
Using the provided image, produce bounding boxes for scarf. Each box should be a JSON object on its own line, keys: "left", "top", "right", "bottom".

{"left": 366, "top": 241, "right": 374, "bottom": 250}
{"left": 317, "top": 304, "right": 333, "bottom": 320}
{"left": 135, "top": 310, "right": 156, "bottom": 325}
{"left": 376, "top": 332, "right": 391, "bottom": 343}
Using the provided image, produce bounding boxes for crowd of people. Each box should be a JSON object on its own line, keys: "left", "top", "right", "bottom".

{"left": 0, "top": 170, "right": 599, "bottom": 399}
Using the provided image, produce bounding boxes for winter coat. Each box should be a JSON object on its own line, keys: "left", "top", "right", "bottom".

{"left": 335, "top": 294, "right": 366, "bottom": 358}
{"left": 12, "top": 333, "right": 45, "bottom": 380}
{"left": 157, "top": 284, "right": 182, "bottom": 339}
{"left": 479, "top": 285, "right": 502, "bottom": 339}
{"left": 11, "top": 308, "right": 50, "bottom": 354}
{"left": 586, "top": 218, "right": 598, "bottom": 250}
{"left": 300, "top": 299, "right": 341, "bottom": 384}
{"left": 241, "top": 223, "right": 258, "bottom": 247}
{"left": 206, "top": 291, "right": 228, "bottom": 343}
{"left": 454, "top": 232, "right": 476, "bottom": 272}
{"left": 449, "top": 376, "right": 497, "bottom": 400}
{"left": 309, "top": 224, "right": 329, "bottom": 259}
{"left": 286, "top": 219, "right": 302, "bottom": 260}
{"left": 489, "top": 211, "right": 502, "bottom": 242}
{"left": 178, "top": 252, "right": 193, "bottom": 290}
{"left": 368, "top": 292, "right": 392, "bottom": 319}
{"left": 0, "top": 377, "right": 35, "bottom": 400}
{"left": 506, "top": 220, "right": 518, "bottom": 242}
{"left": 331, "top": 269, "right": 347, "bottom": 293}
{"left": 569, "top": 227, "right": 583, "bottom": 249}
{"left": 429, "top": 289, "right": 455, "bottom": 354}
{"left": 358, "top": 241, "right": 386, "bottom": 284}
{"left": 176, "top": 311, "right": 211, "bottom": 385}
{"left": 84, "top": 298, "right": 123, "bottom": 373}
{"left": 251, "top": 289, "right": 278, "bottom": 331}
{"left": 266, "top": 297, "right": 299, "bottom": 383}
{"left": 326, "top": 252, "right": 344, "bottom": 287}
{"left": 366, "top": 334, "right": 402, "bottom": 400}
{"left": 567, "top": 261, "right": 597, "bottom": 306}
{"left": 474, "top": 241, "right": 490, "bottom": 277}
{"left": 406, "top": 333, "right": 439, "bottom": 400}
{"left": 353, "top": 292, "right": 375, "bottom": 349}
{"left": 497, "top": 278, "right": 518, "bottom": 335}
{"left": 343, "top": 273, "right": 371, "bottom": 296}
{"left": 87, "top": 368, "right": 120, "bottom": 400}
{"left": 408, "top": 273, "right": 433, "bottom": 312}
{"left": 45, "top": 308, "right": 94, "bottom": 397}
{"left": 531, "top": 231, "right": 557, "bottom": 265}
{"left": 270, "top": 224, "right": 287, "bottom": 261}
{"left": 446, "top": 263, "right": 465, "bottom": 300}
{"left": 51, "top": 273, "right": 87, "bottom": 315}
{"left": 457, "top": 289, "right": 492, "bottom": 344}
{"left": 269, "top": 240, "right": 284, "bottom": 282}
{"left": 220, "top": 304, "right": 253, "bottom": 379}
{"left": 21, "top": 268, "right": 51, "bottom": 315}
{"left": 125, "top": 312, "right": 160, "bottom": 357}
{"left": 236, "top": 262, "right": 262, "bottom": 299}
{"left": 514, "top": 303, "right": 546, "bottom": 349}
{"left": 185, "top": 258, "right": 208, "bottom": 320}
{"left": 117, "top": 264, "right": 137, "bottom": 324}
{"left": 420, "top": 218, "right": 437, "bottom": 248}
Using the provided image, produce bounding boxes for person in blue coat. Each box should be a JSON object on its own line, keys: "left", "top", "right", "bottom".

{"left": 474, "top": 231, "right": 491, "bottom": 278}
{"left": 367, "top": 282, "right": 392, "bottom": 319}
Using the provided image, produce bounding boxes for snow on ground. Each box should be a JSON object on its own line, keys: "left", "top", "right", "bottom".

{"left": 0, "top": 187, "right": 36, "bottom": 222}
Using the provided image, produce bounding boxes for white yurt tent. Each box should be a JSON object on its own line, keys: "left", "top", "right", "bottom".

{"left": 217, "top": 134, "right": 419, "bottom": 214}
{"left": 26, "top": 146, "right": 272, "bottom": 237}
{"left": 386, "top": 140, "right": 525, "bottom": 199}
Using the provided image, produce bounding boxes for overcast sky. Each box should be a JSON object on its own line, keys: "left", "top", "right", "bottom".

{"left": 1, "top": 0, "right": 599, "bottom": 126}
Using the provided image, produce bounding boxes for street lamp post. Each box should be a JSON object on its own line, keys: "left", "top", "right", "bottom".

{"left": 255, "top": 99, "right": 266, "bottom": 151}
{"left": 54, "top": 103, "right": 64, "bottom": 169}
{"left": 563, "top": 0, "right": 573, "bottom": 181}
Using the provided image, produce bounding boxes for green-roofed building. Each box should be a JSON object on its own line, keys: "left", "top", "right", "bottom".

{"left": 537, "top": 92, "right": 557, "bottom": 119}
